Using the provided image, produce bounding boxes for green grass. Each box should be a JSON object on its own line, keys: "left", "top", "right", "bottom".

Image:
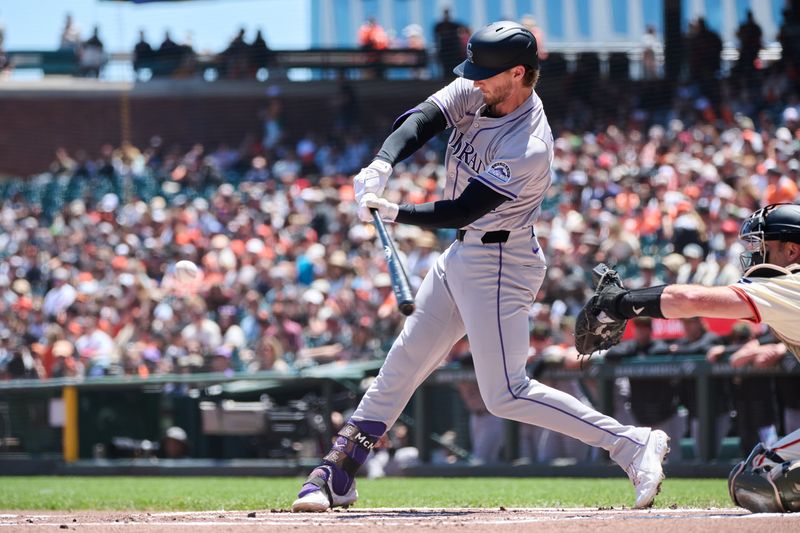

{"left": 0, "top": 477, "right": 734, "bottom": 511}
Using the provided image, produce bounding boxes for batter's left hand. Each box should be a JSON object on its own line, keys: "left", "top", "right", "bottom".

{"left": 358, "top": 193, "right": 399, "bottom": 223}
{"left": 353, "top": 159, "right": 392, "bottom": 204}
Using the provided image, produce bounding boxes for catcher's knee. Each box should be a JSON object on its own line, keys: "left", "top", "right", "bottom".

{"left": 729, "top": 444, "right": 800, "bottom": 513}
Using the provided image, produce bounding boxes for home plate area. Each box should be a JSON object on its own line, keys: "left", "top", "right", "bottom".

{"left": 2, "top": 508, "right": 800, "bottom": 532}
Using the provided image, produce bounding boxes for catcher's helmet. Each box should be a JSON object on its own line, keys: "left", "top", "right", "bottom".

{"left": 453, "top": 20, "right": 538, "bottom": 81}
{"left": 739, "top": 203, "right": 800, "bottom": 270}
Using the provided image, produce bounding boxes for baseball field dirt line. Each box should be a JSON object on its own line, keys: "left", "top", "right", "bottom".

{"left": 2, "top": 508, "right": 799, "bottom": 532}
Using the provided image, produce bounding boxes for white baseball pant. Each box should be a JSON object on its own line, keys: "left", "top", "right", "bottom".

{"left": 353, "top": 226, "right": 651, "bottom": 470}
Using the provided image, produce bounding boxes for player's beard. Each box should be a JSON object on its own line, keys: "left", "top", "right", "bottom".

{"left": 482, "top": 79, "right": 514, "bottom": 113}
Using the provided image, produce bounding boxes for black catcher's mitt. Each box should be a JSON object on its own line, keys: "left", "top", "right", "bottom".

{"left": 575, "top": 264, "right": 628, "bottom": 356}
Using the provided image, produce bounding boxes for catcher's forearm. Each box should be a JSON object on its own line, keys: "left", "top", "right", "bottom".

{"left": 659, "top": 284, "right": 756, "bottom": 319}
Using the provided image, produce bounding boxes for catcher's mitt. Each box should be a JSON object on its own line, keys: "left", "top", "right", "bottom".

{"left": 575, "top": 264, "right": 628, "bottom": 356}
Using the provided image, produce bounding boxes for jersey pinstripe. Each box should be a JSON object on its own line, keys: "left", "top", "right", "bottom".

{"left": 428, "top": 77, "right": 553, "bottom": 232}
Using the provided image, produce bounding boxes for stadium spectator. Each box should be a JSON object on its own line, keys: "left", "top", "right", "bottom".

{"left": 59, "top": 13, "right": 81, "bottom": 52}
{"left": 5, "top": 348, "right": 40, "bottom": 380}
{"left": 249, "top": 336, "right": 290, "bottom": 373}
{"left": 707, "top": 325, "right": 783, "bottom": 455}
{"left": 454, "top": 339, "right": 506, "bottom": 465}
{"left": 534, "top": 317, "right": 595, "bottom": 462}
{"left": 219, "top": 28, "right": 248, "bottom": 79}
{"left": 640, "top": 25, "right": 661, "bottom": 79}
{"left": 133, "top": 29, "right": 153, "bottom": 76}
{"left": 628, "top": 256, "right": 664, "bottom": 289}
{"left": 0, "top": 11, "right": 7, "bottom": 78}
{"left": 366, "top": 422, "right": 420, "bottom": 477}
{"left": 248, "top": 29, "right": 271, "bottom": 75}
{"left": 667, "top": 317, "right": 729, "bottom": 458}
{"left": 173, "top": 31, "right": 197, "bottom": 78}
{"left": 154, "top": 30, "right": 180, "bottom": 77}
{"left": 261, "top": 98, "right": 284, "bottom": 151}
{"left": 605, "top": 318, "right": 684, "bottom": 453}
{"left": 734, "top": 10, "right": 762, "bottom": 90}
{"left": 433, "top": 8, "right": 466, "bottom": 79}
{"left": 158, "top": 426, "right": 189, "bottom": 459}
{"left": 0, "top": 47, "right": 7, "bottom": 79}
{"left": 79, "top": 25, "right": 106, "bottom": 78}
{"left": 777, "top": 7, "right": 800, "bottom": 71}
{"left": 357, "top": 17, "right": 389, "bottom": 51}
{"left": 764, "top": 162, "right": 799, "bottom": 205}
{"left": 520, "top": 14, "right": 548, "bottom": 61}
{"left": 400, "top": 24, "right": 427, "bottom": 79}
{"left": 181, "top": 298, "right": 223, "bottom": 353}
{"left": 357, "top": 17, "right": 389, "bottom": 80}
{"left": 517, "top": 323, "right": 553, "bottom": 462}
{"left": 74, "top": 312, "right": 115, "bottom": 376}
{"left": 50, "top": 340, "right": 82, "bottom": 378}
{"left": 42, "top": 268, "right": 77, "bottom": 319}
{"left": 686, "top": 17, "right": 722, "bottom": 102}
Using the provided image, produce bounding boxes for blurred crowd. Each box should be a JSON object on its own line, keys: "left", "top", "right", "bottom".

{"left": 3, "top": 9, "right": 800, "bottom": 464}
{"left": 2, "top": 80, "right": 800, "bottom": 384}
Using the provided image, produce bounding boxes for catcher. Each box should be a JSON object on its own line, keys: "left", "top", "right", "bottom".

{"left": 576, "top": 203, "right": 800, "bottom": 513}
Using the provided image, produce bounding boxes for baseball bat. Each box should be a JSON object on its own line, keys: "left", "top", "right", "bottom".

{"left": 371, "top": 209, "right": 415, "bottom": 316}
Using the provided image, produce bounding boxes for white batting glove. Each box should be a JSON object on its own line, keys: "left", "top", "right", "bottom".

{"left": 353, "top": 159, "right": 392, "bottom": 204}
{"left": 358, "top": 193, "right": 399, "bottom": 223}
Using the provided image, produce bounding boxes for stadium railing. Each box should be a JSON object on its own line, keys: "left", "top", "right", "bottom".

{"left": 6, "top": 48, "right": 428, "bottom": 79}
{"left": 0, "top": 355, "right": 798, "bottom": 473}
{"left": 425, "top": 355, "right": 800, "bottom": 463}
{"left": 5, "top": 43, "right": 783, "bottom": 82}
{"left": 5, "top": 50, "right": 80, "bottom": 76}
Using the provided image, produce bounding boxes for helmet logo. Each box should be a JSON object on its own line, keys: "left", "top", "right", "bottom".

{"left": 467, "top": 43, "right": 474, "bottom": 62}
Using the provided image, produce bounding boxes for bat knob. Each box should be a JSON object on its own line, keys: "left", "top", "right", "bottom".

{"left": 399, "top": 302, "right": 416, "bottom": 316}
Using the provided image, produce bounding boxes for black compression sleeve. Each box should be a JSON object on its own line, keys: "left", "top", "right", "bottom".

{"left": 375, "top": 101, "right": 447, "bottom": 165}
{"left": 395, "top": 179, "right": 508, "bottom": 228}
{"left": 614, "top": 285, "right": 667, "bottom": 319}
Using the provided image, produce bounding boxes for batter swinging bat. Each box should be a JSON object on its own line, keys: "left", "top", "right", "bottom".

{"left": 370, "top": 209, "right": 415, "bottom": 316}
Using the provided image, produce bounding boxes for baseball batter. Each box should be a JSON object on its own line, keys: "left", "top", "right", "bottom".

{"left": 291, "top": 21, "right": 669, "bottom": 513}
{"left": 578, "top": 202, "right": 800, "bottom": 513}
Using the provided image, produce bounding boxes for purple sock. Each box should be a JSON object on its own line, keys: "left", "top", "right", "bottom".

{"left": 298, "top": 419, "right": 386, "bottom": 497}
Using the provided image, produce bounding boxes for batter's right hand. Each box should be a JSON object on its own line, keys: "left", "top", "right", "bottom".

{"left": 353, "top": 159, "right": 392, "bottom": 204}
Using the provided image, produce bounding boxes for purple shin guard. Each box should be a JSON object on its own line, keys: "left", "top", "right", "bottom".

{"left": 298, "top": 419, "right": 386, "bottom": 498}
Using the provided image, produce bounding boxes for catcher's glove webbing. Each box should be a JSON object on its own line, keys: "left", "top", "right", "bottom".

{"left": 575, "top": 264, "right": 628, "bottom": 357}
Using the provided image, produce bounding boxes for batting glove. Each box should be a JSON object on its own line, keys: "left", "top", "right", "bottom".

{"left": 358, "top": 193, "right": 399, "bottom": 223}
{"left": 354, "top": 159, "right": 392, "bottom": 204}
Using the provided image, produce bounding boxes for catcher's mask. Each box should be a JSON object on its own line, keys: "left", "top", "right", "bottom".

{"left": 739, "top": 203, "right": 800, "bottom": 271}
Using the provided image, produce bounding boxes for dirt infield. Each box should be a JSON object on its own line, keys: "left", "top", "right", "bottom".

{"left": 2, "top": 508, "right": 799, "bottom": 532}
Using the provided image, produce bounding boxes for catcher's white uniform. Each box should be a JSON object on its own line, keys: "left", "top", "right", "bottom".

{"left": 730, "top": 265, "right": 800, "bottom": 462}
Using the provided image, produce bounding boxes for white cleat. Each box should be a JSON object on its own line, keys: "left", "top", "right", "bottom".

{"left": 628, "top": 429, "right": 670, "bottom": 509}
{"left": 291, "top": 466, "right": 358, "bottom": 512}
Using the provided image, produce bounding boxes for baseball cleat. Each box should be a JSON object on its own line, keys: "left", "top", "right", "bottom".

{"left": 291, "top": 465, "right": 357, "bottom": 512}
{"left": 627, "top": 429, "right": 670, "bottom": 509}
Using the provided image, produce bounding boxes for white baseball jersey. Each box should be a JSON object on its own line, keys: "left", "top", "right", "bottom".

{"left": 731, "top": 266, "right": 800, "bottom": 360}
{"left": 732, "top": 266, "right": 800, "bottom": 464}
{"left": 429, "top": 77, "right": 553, "bottom": 231}
{"left": 351, "top": 77, "right": 653, "bottom": 478}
